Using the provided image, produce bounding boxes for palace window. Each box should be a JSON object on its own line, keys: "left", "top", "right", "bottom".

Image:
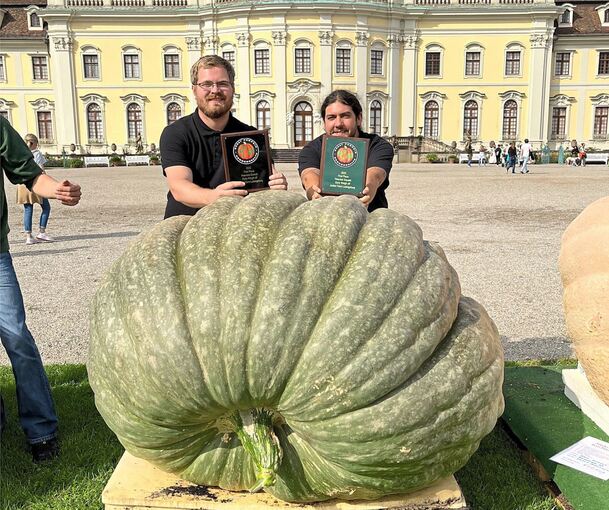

{"left": 463, "top": 100, "right": 478, "bottom": 138}
{"left": 369, "top": 100, "right": 382, "bottom": 135}
{"left": 87, "top": 103, "right": 103, "bottom": 142}
{"left": 222, "top": 50, "right": 235, "bottom": 66}
{"left": 164, "top": 54, "right": 180, "bottom": 79}
{"left": 505, "top": 51, "right": 521, "bottom": 76}
{"left": 606, "top": 10, "right": 609, "bottom": 23}
{"left": 559, "top": 8, "right": 573, "bottom": 26}
{"left": 37, "top": 111, "right": 53, "bottom": 142}
{"left": 594, "top": 107, "right": 609, "bottom": 138}
{"left": 83, "top": 54, "right": 99, "bottom": 79}
{"left": 465, "top": 52, "right": 481, "bottom": 76}
{"left": 555, "top": 52, "right": 571, "bottom": 76}
{"left": 167, "top": 103, "right": 181, "bottom": 125}
{"left": 335, "top": 44, "right": 352, "bottom": 74}
{"left": 551, "top": 107, "right": 567, "bottom": 138}
{"left": 0, "top": 56, "right": 5, "bottom": 81}
{"left": 502, "top": 100, "right": 518, "bottom": 139}
{"left": 370, "top": 49, "right": 383, "bottom": 75}
{"left": 256, "top": 100, "right": 271, "bottom": 130}
{"left": 127, "top": 103, "right": 143, "bottom": 140}
{"left": 295, "top": 48, "right": 311, "bottom": 74}
{"left": 254, "top": 49, "right": 270, "bottom": 75}
{"left": 122, "top": 47, "right": 142, "bottom": 80}
{"left": 599, "top": 52, "right": 609, "bottom": 75}
{"left": 424, "top": 101, "right": 439, "bottom": 138}
{"left": 425, "top": 52, "right": 441, "bottom": 76}
{"left": 30, "top": 13, "right": 41, "bottom": 28}
{"left": 32, "top": 56, "right": 48, "bottom": 81}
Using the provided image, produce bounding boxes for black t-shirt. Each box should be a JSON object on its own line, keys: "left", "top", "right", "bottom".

{"left": 160, "top": 110, "right": 256, "bottom": 218}
{"left": 297, "top": 131, "right": 393, "bottom": 212}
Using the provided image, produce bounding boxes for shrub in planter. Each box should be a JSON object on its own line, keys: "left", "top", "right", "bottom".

{"left": 66, "top": 158, "right": 84, "bottom": 168}
{"left": 149, "top": 156, "right": 160, "bottom": 165}
{"left": 426, "top": 153, "right": 439, "bottom": 163}
{"left": 109, "top": 155, "right": 124, "bottom": 167}
{"left": 447, "top": 155, "right": 458, "bottom": 164}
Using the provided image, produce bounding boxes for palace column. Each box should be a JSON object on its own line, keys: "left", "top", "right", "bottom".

{"left": 236, "top": 30, "right": 252, "bottom": 125}
{"left": 527, "top": 31, "right": 553, "bottom": 144}
{"left": 271, "top": 29, "right": 288, "bottom": 148}
{"left": 48, "top": 34, "right": 79, "bottom": 150}
{"left": 318, "top": 29, "right": 334, "bottom": 101}
{"left": 386, "top": 33, "right": 401, "bottom": 136}
{"left": 400, "top": 32, "right": 419, "bottom": 136}
{"left": 185, "top": 36, "right": 202, "bottom": 68}
{"left": 355, "top": 30, "right": 369, "bottom": 118}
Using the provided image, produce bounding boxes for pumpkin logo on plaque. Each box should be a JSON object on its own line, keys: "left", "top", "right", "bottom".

{"left": 220, "top": 129, "right": 272, "bottom": 191}
{"left": 320, "top": 135, "right": 369, "bottom": 196}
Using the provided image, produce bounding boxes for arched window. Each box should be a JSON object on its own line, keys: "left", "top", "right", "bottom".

{"left": 294, "top": 101, "right": 313, "bottom": 147}
{"left": 256, "top": 100, "right": 271, "bottom": 130}
{"left": 502, "top": 100, "right": 518, "bottom": 140}
{"left": 87, "top": 103, "right": 103, "bottom": 141}
{"left": 424, "top": 101, "right": 439, "bottom": 138}
{"left": 463, "top": 100, "right": 478, "bottom": 138}
{"left": 30, "top": 13, "right": 41, "bottom": 28}
{"left": 369, "top": 100, "right": 382, "bottom": 135}
{"left": 167, "top": 102, "right": 181, "bottom": 125}
{"left": 127, "top": 103, "right": 142, "bottom": 140}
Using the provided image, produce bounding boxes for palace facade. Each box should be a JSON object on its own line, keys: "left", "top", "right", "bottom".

{"left": 1, "top": 0, "right": 608, "bottom": 153}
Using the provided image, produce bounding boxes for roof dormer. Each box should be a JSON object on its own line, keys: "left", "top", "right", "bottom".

{"left": 559, "top": 4, "right": 575, "bottom": 27}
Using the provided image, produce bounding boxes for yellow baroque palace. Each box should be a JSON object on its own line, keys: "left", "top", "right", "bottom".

{"left": 1, "top": 0, "right": 608, "bottom": 153}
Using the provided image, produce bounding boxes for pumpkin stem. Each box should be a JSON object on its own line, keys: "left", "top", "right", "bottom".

{"left": 229, "top": 408, "right": 283, "bottom": 493}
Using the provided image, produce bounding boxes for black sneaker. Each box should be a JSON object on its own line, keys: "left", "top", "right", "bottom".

{"left": 31, "top": 438, "right": 60, "bottom": 462}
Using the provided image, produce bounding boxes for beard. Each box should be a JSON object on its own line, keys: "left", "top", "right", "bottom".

{"left": 198, "top": 93, "right": 233, "bottom": 119}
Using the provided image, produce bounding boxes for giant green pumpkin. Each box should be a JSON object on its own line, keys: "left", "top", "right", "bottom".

{"left": 88, "top": 191, "right": 504, "bottom": 503}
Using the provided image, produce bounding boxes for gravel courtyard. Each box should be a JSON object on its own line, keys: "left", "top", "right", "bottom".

{"left": 2, "top": 162, "right": 608, "bottom": 365}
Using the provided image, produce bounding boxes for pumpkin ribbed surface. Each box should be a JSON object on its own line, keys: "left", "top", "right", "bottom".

{"left": 559, "top": 195, "right": 609, "bottom": 406}
{"left": 88, "top": 191, "right": 504, "bottom": 503}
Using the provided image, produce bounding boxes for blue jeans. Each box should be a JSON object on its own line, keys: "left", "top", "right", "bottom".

{"left": 0, "top": 252, "right": 58, "bottom": 444}
{"left": 23, "top": 199, "right": 51, "bottom": 233}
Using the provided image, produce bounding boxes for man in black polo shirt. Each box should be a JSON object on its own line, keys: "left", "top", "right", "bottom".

{"left": 298, "top": 90, "right": 393, "bottom": 212}
{"left": 160, "top": 55, "right": 288, "bottom": 218}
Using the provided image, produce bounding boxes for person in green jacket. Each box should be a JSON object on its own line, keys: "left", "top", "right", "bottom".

{"left": 0, "top": 116, "right": 81, "bottom": 461}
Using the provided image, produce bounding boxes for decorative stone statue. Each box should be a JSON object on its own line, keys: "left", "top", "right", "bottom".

{"left": 558, "top": 144, "right": 565, "bottom": 165}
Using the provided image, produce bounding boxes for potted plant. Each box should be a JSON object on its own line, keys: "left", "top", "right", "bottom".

{"left": 447, "top": 154, "right": 458, "bottom": 164}
{"left": 149, "top": 155, "right": 160, "bottom": 166}
{"left": 426, "top": 153, "right": 439, "bottom": 163}
{"left": 109, "top": 155, "right": 124, "bottom": 167}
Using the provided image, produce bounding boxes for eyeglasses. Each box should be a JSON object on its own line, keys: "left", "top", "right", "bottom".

{"left": 195, "top": 81, "right": 232, "bottom": 91}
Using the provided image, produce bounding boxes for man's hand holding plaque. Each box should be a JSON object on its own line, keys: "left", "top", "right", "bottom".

{"left": 319, "top": 135, "right": 369, "bottom": 197}
{"left": 221, "top": 130, "right": 273, "bottom": 191}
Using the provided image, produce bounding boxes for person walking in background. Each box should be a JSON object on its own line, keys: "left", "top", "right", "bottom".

{"left": 519, "top": 138, "right": 533, "bottom": 174}
{"left": 16, "top": 134, "right": 53, "bottom": 245}
{"left": 507, "top": 142, "right": 517, "bottom": 173}
{"left": 0, "top": 116, "right": 82, "bottom": 461}
{"left": 464, "top": 132, "right": 473, "bottom": 167}
{"left": 478, "top": 143, "right": 487, "bottom": 166}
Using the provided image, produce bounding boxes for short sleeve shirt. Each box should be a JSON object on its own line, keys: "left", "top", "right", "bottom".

{"left": 298, "top": 131, "right": 393, "bottom": 212}
{"left": 160, "top": 111, "right": 256, "bottom": 218}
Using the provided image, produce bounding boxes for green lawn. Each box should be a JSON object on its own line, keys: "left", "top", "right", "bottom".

{"left": 0, "top": 364, "right": 557, "bottom": 510}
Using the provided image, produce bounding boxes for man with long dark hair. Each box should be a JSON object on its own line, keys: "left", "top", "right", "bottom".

{"left": 298, "top": 90, "right": 393, "bottom": 211}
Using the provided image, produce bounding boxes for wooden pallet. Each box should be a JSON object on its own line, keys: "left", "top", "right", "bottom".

{"left": 102, "top": 452, "right": 468, "bottom": 510}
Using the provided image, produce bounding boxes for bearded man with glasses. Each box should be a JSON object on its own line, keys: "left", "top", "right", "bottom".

{"left": 160, "top": 55, "right": 288, "bottom": 218}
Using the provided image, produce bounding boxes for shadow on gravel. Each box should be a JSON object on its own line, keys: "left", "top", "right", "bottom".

{"left": 51, "top": 231, "right": 141, "bottom": 242}
{"left": 11, "top": 246, "right": 87, "bottom": 258}
{"left": 501, "top": 335, "right": 573, "bottom": 361}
